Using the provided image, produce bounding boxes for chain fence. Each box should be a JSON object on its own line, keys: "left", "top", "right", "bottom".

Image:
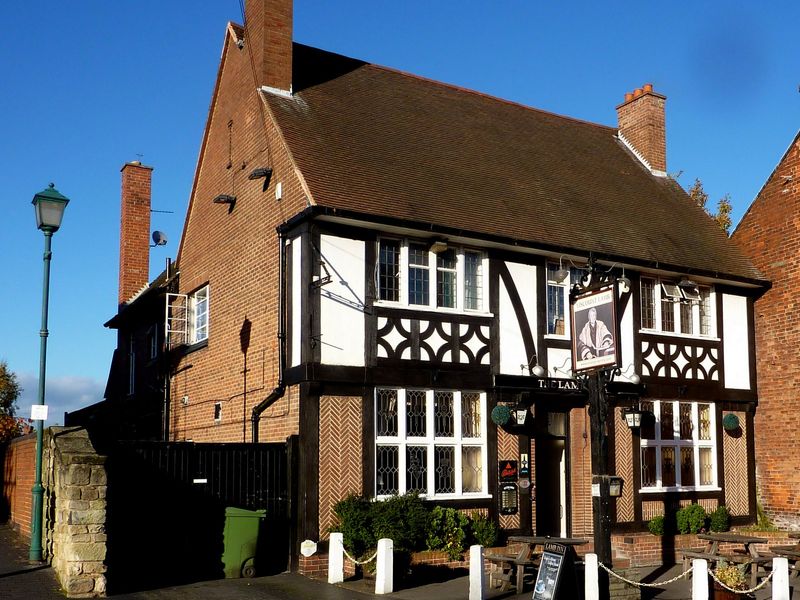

{"left": 341, "top": 546, "right": 379, "bottom": 566}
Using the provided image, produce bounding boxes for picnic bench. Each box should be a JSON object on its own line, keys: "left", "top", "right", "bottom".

{"left": 770, "top": 533, "right": 800, "bottom": 580}
{"left": 681, "top": 532, "right": 769, "bottom": 587}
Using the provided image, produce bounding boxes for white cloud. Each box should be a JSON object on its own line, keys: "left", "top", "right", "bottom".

{"left": 17, "top": 372, "right": 104, "bottom": 426}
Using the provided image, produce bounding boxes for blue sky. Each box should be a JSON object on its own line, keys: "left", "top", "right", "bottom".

{"left": 2, "top": 1, "right": 798, "bottom": 424}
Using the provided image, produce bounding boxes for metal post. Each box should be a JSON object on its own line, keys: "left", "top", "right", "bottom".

{"left": 30, "top": 230, "right": 52, "bottom": 562}
{"left": 587, "top": 370, "right": 611, "bottom": 599}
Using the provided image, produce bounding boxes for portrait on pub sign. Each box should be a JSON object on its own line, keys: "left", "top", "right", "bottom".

{"left": 571, "top": 286, "right": 618, "bottom": 373}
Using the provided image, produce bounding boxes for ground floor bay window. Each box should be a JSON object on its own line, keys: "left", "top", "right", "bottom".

{"left": 639, "top": 400, "right": 717, "bottom": 491}
{"left": 375, "top": 388, "right": 488, "bottom": 499}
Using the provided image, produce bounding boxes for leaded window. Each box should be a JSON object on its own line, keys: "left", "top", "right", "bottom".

{"left": 546, "top": 263, "right": 584, "bottom": 336}
{"left": 408, "top": 244, "right": 430, "bottom": 306}
{"left": 640, "top": 278, "right": 715, "bottom": 337}
{"left": 436, "top": 249, "right": 457, "bottom": 308}
{"left": 378, "top": 239, "right": 400, "bottom": 301}
{"left": 640, "top": 400, "right": 717, "bottom": 491}
{"left": 375, "top": 388, "right": 487, "bottom": 498}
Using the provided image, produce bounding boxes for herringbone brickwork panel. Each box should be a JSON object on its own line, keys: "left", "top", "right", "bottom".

{"left": 570, "top": 407, "right": 593, "bottom": 537}
{"left": 614, "top": 408, "right": 634, "bottom": 523}
{"left": 319, "top": 396, "right": 363, "bottom": 538}
{"left": 724, "top": 412, "right": 749, "bottom": 516}
{"left": 497, "top": 425, "right": 519, "bottom": 530}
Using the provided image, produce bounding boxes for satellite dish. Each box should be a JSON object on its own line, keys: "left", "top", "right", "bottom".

{"left": 151, "top": 231, "right": 168, "bottom": 247}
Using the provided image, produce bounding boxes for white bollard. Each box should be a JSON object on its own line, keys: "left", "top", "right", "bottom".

{"left": 773, "top": 556, "right": 790, "bottom": 600}
{"left": 327, "top": 532, "right": 344, "bottom": 584}
{"left": 375, "top": 538, "right": 393, "bottom": 594}
{"left": 585, "top": 553, "right": 599, "bottom": 600}
{"left": 691, "top": 558, "right": 708, "bottom": 600}
{"left": 469, "top": 544, "right": 485, "bottom": 600}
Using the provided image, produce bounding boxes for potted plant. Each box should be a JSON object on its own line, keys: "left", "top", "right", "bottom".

{"left": 712, "top": 564, "right": 750, "bottom": 599}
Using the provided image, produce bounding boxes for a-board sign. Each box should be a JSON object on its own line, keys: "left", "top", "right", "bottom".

{"left": 531, "top": 543, "right": 568, "bottom": 600}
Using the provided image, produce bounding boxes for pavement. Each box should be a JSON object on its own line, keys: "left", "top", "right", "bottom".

{"left": 1, "top": 522, "right": 797, "bottom": 599}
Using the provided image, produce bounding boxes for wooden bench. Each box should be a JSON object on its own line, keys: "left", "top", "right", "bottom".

{"left": 485, "top": 547, "right": 539, "bottom": 592}
{"left": 681, "top": 549, "right": 719, "bottom": 576}
{"left": 771, "top": 545, "right": 800, "bottom": 579}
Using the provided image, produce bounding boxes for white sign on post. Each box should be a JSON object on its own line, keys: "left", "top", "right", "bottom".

{"left": 31, "top": 405, "right": 49, "bottom": 421}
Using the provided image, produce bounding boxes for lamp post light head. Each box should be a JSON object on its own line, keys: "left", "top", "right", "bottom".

{"left": 32, "top": 183, "right": 70, "bottom": 232}
{"left": 622, "top": 406, "right": 643, "bottom": 429}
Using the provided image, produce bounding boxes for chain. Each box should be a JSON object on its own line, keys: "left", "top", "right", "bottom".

{"left": 598, "top": 562, "right": 692, "bottom": 588}
{"left": 341, "top": 546, "right": 379, "bottom": 566}
{"left": 708, "top": 566, "right": 774, "bottom": 594}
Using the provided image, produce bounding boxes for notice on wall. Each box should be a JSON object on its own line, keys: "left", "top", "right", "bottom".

{"left": 531, "top": 543, "right": 567, "bottom": 600}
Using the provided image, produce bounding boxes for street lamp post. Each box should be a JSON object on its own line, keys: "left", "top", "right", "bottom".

{"left": 29, "top": 183, "right": 69, "bottom": 563}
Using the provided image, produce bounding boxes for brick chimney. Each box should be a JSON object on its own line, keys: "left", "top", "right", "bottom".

{"left": 119, "top": 161, "right": 152, "bottom": 305}
{"left": 617, "top": 83, "right": 667, "bottom": 174}
{"left": 245, "top": 0, "right": 293, "bottom": 93}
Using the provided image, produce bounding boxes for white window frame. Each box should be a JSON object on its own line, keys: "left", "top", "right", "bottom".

{"left": 214, "top": 402, "right": 222, "bottom": 423}
{"left": 374, "top": 388, "right": 489, "bottom": 499}
{"left": 376, "top": 239, "right": 489, "bottom": 315}
{"left": 639, "top": 400, "right": 718, "bottom": 492}
{"left": 640, "top": 277, "right": 716, "bottom": 338}
{"left": 189, "top": 285, "right": 209, "bottom": 344}
{"left": 147, "top": 325, "right": 158, "bottom": 360}
{"left": 545, "top": 263, "right": 584, "bottom": 338}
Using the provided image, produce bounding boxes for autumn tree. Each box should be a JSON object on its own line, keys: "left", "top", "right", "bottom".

{"left": 0, "top": 361, "right": 22, "bottom": 443}
{"left": 686, "top": 178, "right": 733, "bottom": 236}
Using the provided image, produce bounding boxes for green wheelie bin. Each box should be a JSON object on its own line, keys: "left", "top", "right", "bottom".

{"left": 222, "top": 507, "right": 266, "bottom": 578}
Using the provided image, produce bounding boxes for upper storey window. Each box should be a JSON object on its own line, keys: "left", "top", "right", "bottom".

{"left": 377, "top": 239, "right": 487, "bottom": 313}
{"left": 640, "top": 278, "right": 713, "bottom": 337}
{"left": 546, "top": 263, "right": 584, "bottom": 336}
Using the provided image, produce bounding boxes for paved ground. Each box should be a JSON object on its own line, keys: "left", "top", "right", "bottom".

{"left": 2, "top": 523, "right": 797, "bottom": 599}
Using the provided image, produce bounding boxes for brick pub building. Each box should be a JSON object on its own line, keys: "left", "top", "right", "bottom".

{"left": 88, "top": 0, "right": 769, "bottom": 573}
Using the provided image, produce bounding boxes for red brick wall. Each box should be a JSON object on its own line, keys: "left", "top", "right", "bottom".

{"left": 119, "top": 162, "right": 152, "bottom": 304}
{"left": 616, "top": 86, "right": 667, "bottom": 173}
{"left": 2, "top": 434, "right": 36, "bottom": 537}
{"left": 732, "top": 135, "right": 800, "bottom": 528}
{"left": 169, "top": 23, "right": 307, "bottom": 443}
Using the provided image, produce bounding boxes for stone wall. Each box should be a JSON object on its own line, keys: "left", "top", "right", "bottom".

{"left": 43, "top": 427, "right": 107, "bottom": 597}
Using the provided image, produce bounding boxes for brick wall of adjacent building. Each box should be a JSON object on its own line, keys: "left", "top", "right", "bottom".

{"left": 168, "top": 23, "right": 307, "bottom": 444}
{"left": 2, "top": 433, "right": 36, "bottom": 537}
{"left": 732, "top": 134, "right": 800, "bottom": 529}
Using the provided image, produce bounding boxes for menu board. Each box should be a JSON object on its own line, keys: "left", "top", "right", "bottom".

{"left": 531, "top": 543, "right": 567, "bottom": 600}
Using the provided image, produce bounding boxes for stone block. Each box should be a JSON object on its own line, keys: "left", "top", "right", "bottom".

{"left": 87, "top": 524, "right": 105, "bottom": 534}
{"left": 83, "top": 562, "right": 107, "bottom": 574}
{"left": 67, "top": 500, "right": 90, "bottom": 511}
{"left": 65, "top": 576, "right": 95, "bottom": 595}
{"left": 81, "top": 488, "right": 99, "bottom": 501}
{"left": 67, "top": 542, "right": 107, "bottom": 562}
{"left": 62, "top": 487, "right": 82, "bottom": 501}
{"left": 66, "top": 464, "right": 91, "bottom": 486}
{"left": 90, "top": 468, "right": 107, "bottom": 485}
{"left": 94, "top": 575, "right": 107, "bottom": 594}
{"left": 89, "top": 500, "right": 106, "bottom": 510}
{"left": 91, "top": 534, "right": 107, "bottom": 543}
{"left": 68, "top": 510, "right": 106, "bottom": 526}
{"left": 67, "top": 562, "right": 84, "bottom": 576}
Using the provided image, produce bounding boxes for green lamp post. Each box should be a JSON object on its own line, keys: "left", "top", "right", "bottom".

{"left": 29, "top": 183, "right": 69, "bottom": 562}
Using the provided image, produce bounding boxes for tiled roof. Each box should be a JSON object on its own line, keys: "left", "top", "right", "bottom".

{"left": 264, "top": 44, "right": 764, "bottom": 284}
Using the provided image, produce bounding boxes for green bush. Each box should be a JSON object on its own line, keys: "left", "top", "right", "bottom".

{"left": 372, "top": 493, "right": 429, "bottom": 552}
{"left": 710, "top": 505, "right": 730, "bottom": 532}
{"left": 469, "top": 512, "right": 498, "bottom": 548}
{"left": 648, "top": 515, "right": 665, "bottom": 536}
{"left": 426, "top": 506, "right": 469, "bottom": 560}
{"left": 331, "top": 494, "right": 375, "bottom": 558}
{"left": 676, "top": 504, "right": 708, "bottom": 534}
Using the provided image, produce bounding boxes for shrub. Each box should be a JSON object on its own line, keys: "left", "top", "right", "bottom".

{"left": 372, "top": 493, "right": 429, "bottom": 552}
{"left": 648, "top": 515, "right": 665, "bottom": 536}
{"left": 469, "top": 512, "right": 498, "bottom": 547}
{"left": 710, "top": 505, "right": 730, "bottom": 533}
{"left": 426, "top": 506, "right": 469, "bottom": 560}
{"left": 676, "top": 504, "right": 707, "bottom": 534}
{"left": 331, "top": 494, "right": 375, "bottom": 558}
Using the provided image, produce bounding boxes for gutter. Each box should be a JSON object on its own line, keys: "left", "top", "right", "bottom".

{"left": 252, "top": 230, "right": 287, "bottom": 442}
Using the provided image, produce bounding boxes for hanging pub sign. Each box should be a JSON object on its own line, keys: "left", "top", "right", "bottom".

{"left": 570, "top": 285, "right": 620, "bottom": 373}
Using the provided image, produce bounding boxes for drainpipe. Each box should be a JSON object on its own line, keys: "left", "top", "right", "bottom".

{"left": 252, "top": 230, "right": 287, "bottom": 442}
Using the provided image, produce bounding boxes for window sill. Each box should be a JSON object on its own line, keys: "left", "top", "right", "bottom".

{"left": 544, "top": 333, "right": 571, "bottom": 341}
{"left": 376, "top": 493, "right": 492, "bottom": 501}
{"left": 639, "top": 486, "right": 721, "bottom": 494}
{"left": 171, "top": 338, "right": 208, "bottom": 357}
{"left": 373, "top": 301, "right": 494, "bottom": 318}
{"left": 639, "top": 329, "right": 719, "bottom": 342}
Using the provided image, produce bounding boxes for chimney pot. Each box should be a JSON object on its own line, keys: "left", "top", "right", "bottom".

{"left": 617, "top": 83, "right": 667, "bottom": 174}
{"left": 624, "top": 92, "right": 634, "bottom": 103}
